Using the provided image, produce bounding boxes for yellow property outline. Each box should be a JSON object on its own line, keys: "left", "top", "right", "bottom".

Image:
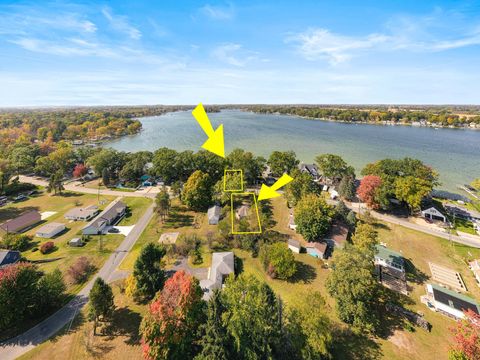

{"left": 223, "top": 169, "right": 244, "bottom": 192}
{"left": 230, "top": 192, "right": 262, "bottom": 234}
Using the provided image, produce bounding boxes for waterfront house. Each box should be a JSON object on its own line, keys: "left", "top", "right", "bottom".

{"left": 422, "top": 283, "right": 480, "bottom": 319}
{"left": 35, "top": 222, "right": 65, "bottom": 238}
{"left": 469, "top": 259, "right": 480, "bottom": 286}
{"left": 288, "top": 238, "right": 301, "bottom": 253}
{"left": 207, "top": 205, "right": 222, "bottom": 225}
{"left": 200, "top": 252, "right": 235, "bottom": 300}
{"left": 0, "top": 210, "right": 41, "bottom": 235}
{"left": 82, "top": 198, "right": 126, "bottom": 235}
{"left": 64, "top": 205, "right": 99, "bottom": 221}
{"left": 421, "top": 206, "right": 447, "bottom": 222}
{"left": 305, "top": 242, "right": 327, "bottom": 259}
{"left": 324, "top": 222, "right": 349, "bottom": 249}
{"left": 299, "top": 163, "right": 320, "bottom": 181}
{"left": 0, "top": 250, "right": 21, "bottom": 268}
{"left": 375, "top": 245, "right": 407, "bottom": 294}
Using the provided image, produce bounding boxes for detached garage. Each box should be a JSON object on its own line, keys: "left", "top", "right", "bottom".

{"left": 36, "top": 222, "right": 66, "bottom": 238}
{"left": 421, "top": 206, "right": 447, "bottom": 222}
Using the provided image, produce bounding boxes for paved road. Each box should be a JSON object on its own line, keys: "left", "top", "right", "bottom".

{"left": 346, "top": 201, "right": 480, "bottom": 248}
{"left": 0, "top": 203, "right": 155, "bottom": 360}
{"left": 18, "top": 175, "right": 156, "bottom": 199}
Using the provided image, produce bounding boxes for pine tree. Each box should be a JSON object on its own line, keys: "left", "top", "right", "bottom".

{"left": 133, "top": 243, "right": 166, "bottom": 300}
{"left": 196, "top": 289, "right": 231, "bottom": 360}
{"left": 88, "top": 277, "right": 115, "bottom": 335}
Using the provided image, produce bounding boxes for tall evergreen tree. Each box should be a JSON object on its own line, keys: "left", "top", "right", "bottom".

{"left": 88, "top": 277, "right": 115, "bottom": 335}
{"left": 133, "top": 243, "right": 166, "bottom": 300}
{"left": 196, "top": 289, "right": 231, "bottom": 360}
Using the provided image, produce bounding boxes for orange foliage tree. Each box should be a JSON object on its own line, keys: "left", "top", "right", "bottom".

{"left": 449, "top": 309, "right": 480, "bottom": 360}
{"left": 357, "top": 175, "right": 382, "bottom": 209}
{"left": 140, "top": 270, "right": 205, "bottom": 360}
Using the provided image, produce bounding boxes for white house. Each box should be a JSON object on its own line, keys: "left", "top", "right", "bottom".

{"left": 200, "top": 252, "right": 235, "bottom": 300}
{"left": 288, "top": 238, "right": 301, "bottom": 253}
{"left": 35, "top": 222, "right": 65, "bottom": 238}
{"left": 422, "top": 283, "right": 480, "bottom": 319}
{"left": 69, "top": 238, "right": 84, "bottom": 247}
{"left": 64, "top": 205, "right": 99, "bottom": 221}
{"left": 82, "top": 198, "right": 126, "bottom": 235}
{"left": 421, "top": 206, "right": 447, "bottom": 222}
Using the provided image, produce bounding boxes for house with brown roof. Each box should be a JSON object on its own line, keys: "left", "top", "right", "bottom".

{"left": 0, "top": 210, "right": 41, "bottom": 235}
{"left": 305, "top": 242, "right": 328, "bottom": 259}
{"left": 324, "top": 222, "right": 349, "bottom": 249}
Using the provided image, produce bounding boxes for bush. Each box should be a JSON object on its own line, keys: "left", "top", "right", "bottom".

{"left": 67, "top": 257, "right": 94, "bottom": 284}
{"left": 4, "top": 181, "right": 37, "bottom": 196}
{"left": 0, "top": 233, "right": 32, "bottom": 251}
{"left": 40, "top": 241, "right": 55, "bottom": 254}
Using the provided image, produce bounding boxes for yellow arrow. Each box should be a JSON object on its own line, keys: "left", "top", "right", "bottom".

{"left": 257, "top": 173, "right": 294, "bottom": 201}
{"left": 192, "top": 103, "right": 225, "bottom": 158}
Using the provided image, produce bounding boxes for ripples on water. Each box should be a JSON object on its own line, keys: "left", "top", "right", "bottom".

{"left": 105, "top": 110, "right": 480, "bottom": 192}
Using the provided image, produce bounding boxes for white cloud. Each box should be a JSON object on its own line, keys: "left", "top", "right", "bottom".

{"left": 102, "top": 7, "right": 141, "bottom": 40}
{"left": 200, "top": 3, "right": 234, "bottom": 20}
{"left": 212, "top": 43, "right": 260, "bottom": 67}
{"left": 287, "top": 28, "right": 390, "bottom": 64}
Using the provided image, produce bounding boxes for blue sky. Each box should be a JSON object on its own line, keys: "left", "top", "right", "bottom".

{"left": 1, "top": 0, "right": 480, "bottom": 106}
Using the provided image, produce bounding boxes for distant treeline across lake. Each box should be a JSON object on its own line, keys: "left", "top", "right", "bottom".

{"left": 104, "top": 110, "right": 480, "bottom": 192}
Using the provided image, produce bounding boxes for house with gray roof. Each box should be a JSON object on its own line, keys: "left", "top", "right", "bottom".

{"left": 207, "top": 205, "right": 221, "bottom": 225}
{"left": 299, "top": 163, "right": 320, "bottom": 181}
{"left": 82, "top": 198, "right": 126, "bottom": 235}
{"left": 200, "top": 252, "right": 235, "bottom": 300}
{"left": 64, "top": 205, "right": 99, "bottom": 221}
{"left": 422, "top": 283, "right": 480, "bottom": 319}
{"left": 0, "top": 250, "right": 21, "bottom": 268}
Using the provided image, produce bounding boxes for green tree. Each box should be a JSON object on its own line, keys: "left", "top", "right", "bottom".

{"left": 152, "top": 147, "right": 180, "bottom": 184}
{"left": 119, "top": 151, "right": 152, "bottom": 186}
{"left": 394, "top": 176, "right": 432, "bottom": 213}
{"left": 326, "top": 245, "right": 380, "bottom": 333}
{"left": 155, "top": 188, "right": 171, "bottom": 221}
{"left": 0, "top": 233, "right": 32, "bottom": 251}
{"left": 37, "top": 269, "right": 66, "bottom": 312}
{"left": 338, "top": 175, "right": 356, "bottom": 200}
{"left": 351, "top": 223, "right": 378, "bottom": 256}
{"left": 88, "top": 277, "right": 115, "bottom": 335}
{"left": 46, "top": 171, "right": 64, "bottom": 195}
{"left": 87, "top": 148, "right": 126, "bottom": 183}
{"left": 182, "top": 170, "right": 213, "bottom": 211}
{"left": 284, "top": 168, "right": 318, "bottom": 206}
{"left": 222, "top": 274, "right": 282, "bottom": 359}
{"left": 226, "top": 148, "right": 266, "bottom": 184}
{"left": 315, "top": 154, "right": 353, "bottom": 181}
{"left": 259, "top": 242, "right": 297, "bottom": 280}
{"left": 267, "top": 151, "right": 299, "bottom": 177}
{"left": 286, "top": 292, "right": 333, "bottom": 359}
{"left": 294, "top": 194, "right": 335, "bottom": 241}
{"left": 0, "top": 263, "right": 40, "bottom": 331}
{"left": 196, "top": 289, "right": 231, "bottom": 360}
{"left": 8, "top": 146, "right": 36, "bottom": 174}
{"left": 133, "top": 243, "right": 166, "bottom": 300}
{"left": 471, "top": 178, "right": 480, "bottom": 191}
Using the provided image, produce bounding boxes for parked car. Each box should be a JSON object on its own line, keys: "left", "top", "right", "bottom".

{"left": 107, "top": 227, "right": 120, "bottom": 233}
{"left": 13, "top": 194, "right": 28, "bottom": 202}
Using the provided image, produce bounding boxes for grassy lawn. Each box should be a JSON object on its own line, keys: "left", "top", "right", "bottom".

{"left": 119, "top": 198, "right": 215, "bottom": 271}
{"left": 19, "top": 280, "right": 145, "bottom": 360}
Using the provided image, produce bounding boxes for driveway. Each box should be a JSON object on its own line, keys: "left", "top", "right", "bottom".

{"left": 0, "top": 203, "right": 155, "bottom": 360}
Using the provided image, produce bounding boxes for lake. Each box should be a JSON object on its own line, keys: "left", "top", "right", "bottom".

{"left": 105, "top": 110, "right": 480, "bottom": 192}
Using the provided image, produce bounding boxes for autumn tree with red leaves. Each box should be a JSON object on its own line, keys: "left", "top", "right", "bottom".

{"left": 73, "top": 163, "right": 87, "bottom": 179}
{"left": 449, "top": 309, "right": 480, "bottom": 360}
{"left": 140, "top": 270, "right": 205, "bottom": 360}
{"left": 357, "top": 175, "right": 383, "bottom": 209}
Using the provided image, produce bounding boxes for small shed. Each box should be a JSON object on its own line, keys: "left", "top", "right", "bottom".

{"left": 421, "top": 206, "right": 447, "bottom": 222}
{"left": 69, "top": 238, "right": 84, "bottom": 247}
{"left": 305, "top": 242, "right": 328, "bottom": 259}
{"left": 35, "top": 222, "right": 65, "bottom": 238}
{"left": 208, "top": 205, "right": 222, "bottom": 225}
{"left": 288, "top": 238, "right": 301, "bottom": 253}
